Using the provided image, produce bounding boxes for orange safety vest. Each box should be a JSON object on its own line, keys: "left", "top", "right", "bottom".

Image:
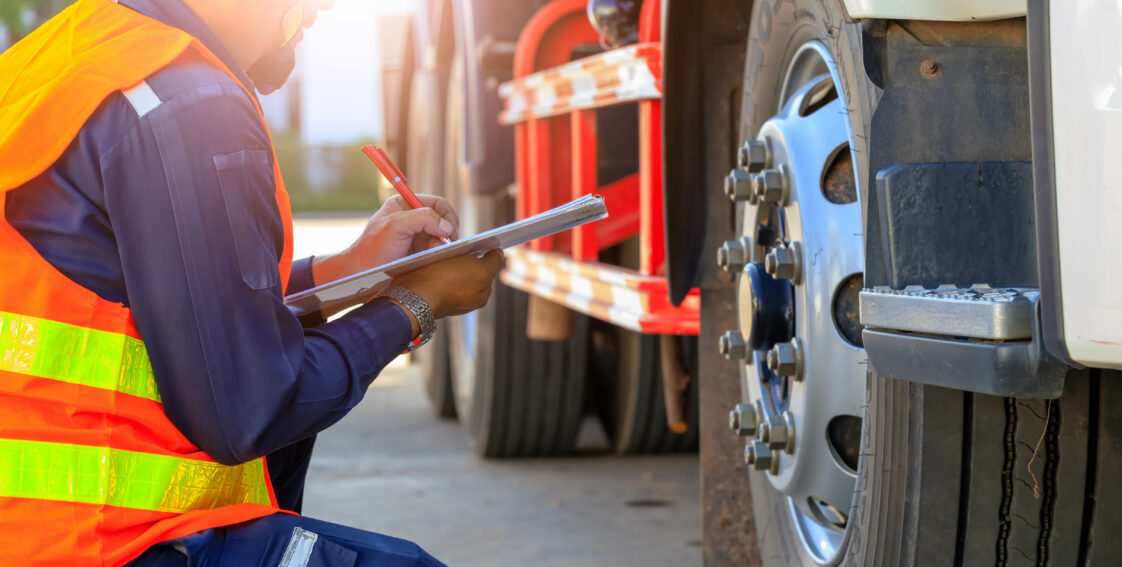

{"left": 0, "top": 1, "right": 295, "bottom": 565}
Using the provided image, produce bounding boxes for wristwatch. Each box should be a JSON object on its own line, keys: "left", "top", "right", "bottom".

{"left": 380, "top": 285, "right": 436, "bottom": 351}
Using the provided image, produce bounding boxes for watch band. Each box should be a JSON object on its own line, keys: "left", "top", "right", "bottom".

{"left": 381, "top": 285, "right": 436, "bottom": 351}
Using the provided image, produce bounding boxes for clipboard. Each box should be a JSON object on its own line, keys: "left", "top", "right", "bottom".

{"left": 284, "top": 194, "right": 609, "bottom": 318}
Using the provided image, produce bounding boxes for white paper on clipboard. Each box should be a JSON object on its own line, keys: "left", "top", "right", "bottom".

{"left": 284, "top": 194, "right": 608, "bottom": 318}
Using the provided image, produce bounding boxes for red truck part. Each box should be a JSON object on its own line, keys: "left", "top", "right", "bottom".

{"left": 498, "top": 0, "right": 698, "bottom": 336}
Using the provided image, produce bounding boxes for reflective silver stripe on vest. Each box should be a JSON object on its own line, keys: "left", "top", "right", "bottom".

{"left": 122, "top": 81, "right": 162, "bottom": 118}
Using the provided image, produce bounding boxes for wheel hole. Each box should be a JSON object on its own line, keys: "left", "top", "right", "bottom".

{"left": 832, "top": 273, "right": 864, "bottom": 347}
{"left": 798, "top": 79, "right": 838, "bottom": 117}
{"left": 807, "top": 496, "right": 848, "bottom": 530}
{"left": 821, "top": 144, "right": 858, "bottom": 205}
{"left": 827, "top": 414, "right": 862, "bottom": 474}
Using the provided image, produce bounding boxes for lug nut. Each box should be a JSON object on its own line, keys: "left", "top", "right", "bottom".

{"left": 716, "top": 248, "right": 730, "bottom": 270}
{"left": 753, "top": 167, "right": 789, "bottom": 205}
{"left": 764, "top": 243, "right": 802, "bottom": 283}
{"left": 729, "top": 403, "right": 758, "bottom": 436}
{"left": 737, "top": 235, "right": 755, "bottom": 264}
{"left": 717, "top": 239, "right": 747, "bottom": 274}
{"left": 718, "top": 330, "right": 747, "bottom": 361}
{"left": 744, "top": 440, "right": 774, "bottom": 471}
{"left": 724, "top": 169, "right": 755, "bottom": 203}
{"left": 766, "top": 338, "right": 803, "bottom": 380}
{"left": 761, "top": 415, "right": 792, "bottom": 452}
{"left": 738, "top": 139, "right": 772, "bottom": 173}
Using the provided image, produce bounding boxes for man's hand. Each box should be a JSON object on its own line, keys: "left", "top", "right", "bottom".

{"left": 388, "top": 249, "right": 505, "bottom": 335}
{"left": 313, "top": 194, "right": 459, "bottom": 285}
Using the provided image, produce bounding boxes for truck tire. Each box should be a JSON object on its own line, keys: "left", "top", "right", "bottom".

{"left": 732, "top": 2, "right": 872, "bottom": 563}
{"left": 442, "top": 56, "right": 588, "bottom": 457}
{"left": 406, "top": 59, "right": 456, "bottom": 419}
{"left": 735, "top": 1, "right": 1122, "bottom": 565}
{"left": 450, "top": 278, "right": 590, "bottom": 458}
{"left": 413, "top": 328, "right": 455, "bottom": 419}
{"left": 592, "top": 325, "right": 699, "bottom": 454}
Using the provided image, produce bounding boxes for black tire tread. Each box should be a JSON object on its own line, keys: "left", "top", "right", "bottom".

{"left": 605, "top": 331, "right": 699, "bottom": 455}
{"left": 911, "top": 385, "right": 964, "bottom": 567}
{"left": 559, "top": 314, "right": 590, "bottom": 451}
{"left": 1083, "top": 370, "right": 1122, "bottom": 567}
{"left": 417, "top": 324, "right": 456, "bottom": 419}
{"left": 1003, "top": 395, "right": 1055, "bottom": 567}
{"left": 943, "top": 375, "right": 1096, "bottom": 567}
{"left": 1047, "top": 376, "right": 1090, "bottom": 567}
{"left": 503, "top": 291, "right": 530, "bottom": 456}
{"left": 956, "top": 393, "right": 1004, "bottom": 566}
{"left": 472, "top": 285, "right": 587, "bottom": 458}
{"left": 861, "top": 373, "right": 1116, "bottom": 567}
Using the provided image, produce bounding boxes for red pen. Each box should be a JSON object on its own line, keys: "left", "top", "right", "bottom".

{"left": 362, "top": 145, "right": 451, "bottom": 245}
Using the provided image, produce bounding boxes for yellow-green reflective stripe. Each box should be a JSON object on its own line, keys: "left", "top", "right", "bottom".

{"left": 0, "top": 438, "right": 271, "bottom": 513}
{"left": 0, "top": 311, "right": 160, "bottom": 402}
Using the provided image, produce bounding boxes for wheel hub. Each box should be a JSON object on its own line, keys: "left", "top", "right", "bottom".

{"left": 737, "top": 263, "right": 794, "bottom": 351}
{"left": 725, "top": 41, "right": 866, "bottom": 564}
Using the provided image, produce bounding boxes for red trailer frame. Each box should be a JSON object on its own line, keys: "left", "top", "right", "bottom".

{"left": 497, "top": 0, "right": 698, "bottom": 335}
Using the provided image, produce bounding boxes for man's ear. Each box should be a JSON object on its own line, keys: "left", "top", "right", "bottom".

{"left": 281, "top": 2, "right": 304, "bottom": 44}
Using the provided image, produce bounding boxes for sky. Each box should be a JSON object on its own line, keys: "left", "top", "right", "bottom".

{"left": 262, "top": 0, "right": 414, "bottom": 145}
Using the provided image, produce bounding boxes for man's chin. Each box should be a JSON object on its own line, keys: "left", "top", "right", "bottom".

{"left": 248, "top": 44, "right": 298, "bottom": 95}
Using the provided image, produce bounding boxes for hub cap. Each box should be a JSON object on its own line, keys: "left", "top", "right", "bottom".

{"left": 735, "top": 41, "right": 865, "bottom": 564}
{"left": 738, "top": 263, "right": 794, "bottom": 351}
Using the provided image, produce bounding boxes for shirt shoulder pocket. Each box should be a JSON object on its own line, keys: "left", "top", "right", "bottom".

{"left": 213, "top": 149, "right": 283, "bottom": 292}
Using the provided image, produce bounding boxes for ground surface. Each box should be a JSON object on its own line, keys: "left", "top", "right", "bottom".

{"left": 294, "top": 216, "right": 703, "bottom": 567}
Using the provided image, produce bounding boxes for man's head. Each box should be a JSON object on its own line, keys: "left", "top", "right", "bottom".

{"left": 181, "top": 0, "right": 335, "bottom": 92}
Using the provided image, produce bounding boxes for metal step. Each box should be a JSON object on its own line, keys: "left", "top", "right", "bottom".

{"left": 859, "top": 285, "right": 1040, "bottom": 340}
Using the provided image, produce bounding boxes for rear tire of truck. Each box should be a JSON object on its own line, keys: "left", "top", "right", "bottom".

{"left": 450, "top": 279, "right": 590, "bottom": 458}
{"left": 592, "top": 326, "right": 699, "bottom": 454}
{"left": 413, "top": 331, "right": 456, "bottom": 419}
{"left": 407, "top": 59, "right": 456, "bottom": 419}
{"left": 736, "top": 1, "right": 1122, "bottom": 565}
{"left": 443, "top": 55, "right": 588, "bottom": 458}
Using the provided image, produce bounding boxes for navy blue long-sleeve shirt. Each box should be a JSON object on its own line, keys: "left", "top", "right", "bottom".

{"left": 3, "top": 0, "right": 412, "bottom": 507}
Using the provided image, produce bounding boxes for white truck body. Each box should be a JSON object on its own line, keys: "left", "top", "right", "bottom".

{"left": 842, "top": 0, "right": 1025, "bottom": 20}
{"left": 1049, "top": 0, "right": 1122, "bottom": 369}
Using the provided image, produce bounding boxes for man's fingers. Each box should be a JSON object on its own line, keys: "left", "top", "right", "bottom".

{"left": 480, "top": 249, "right": 504, "bottom": 275}
{"left": 395, "top": 208, "right": 455, "bottom": 238}
{"left": 382, "top": 194, "right": 459, "bottom": 238}
{"left": 382, "top": 194, "right": 405, "bottom": 211}
{"left": 416, "top": 194, "right": 460, "bottom": 234}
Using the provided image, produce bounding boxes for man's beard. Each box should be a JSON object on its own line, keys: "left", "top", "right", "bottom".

{"left": 248, "top": 42, "right": 298, "bottom": 95}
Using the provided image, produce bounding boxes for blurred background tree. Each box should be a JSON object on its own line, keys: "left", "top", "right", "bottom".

{"left": 0, "top": 0, "right": 70, "bottom": 43}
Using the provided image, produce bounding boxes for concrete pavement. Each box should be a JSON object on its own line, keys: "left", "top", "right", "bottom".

{"left": 302, "top": 361, "right": 702, "bottom": 567}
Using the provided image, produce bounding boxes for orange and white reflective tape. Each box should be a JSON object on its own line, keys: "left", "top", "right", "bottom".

{"left": 500, "top": 247, "right": 699, "bottom": 335}
{"left": 499, "top": 43, "right": 663, "bottom": 125}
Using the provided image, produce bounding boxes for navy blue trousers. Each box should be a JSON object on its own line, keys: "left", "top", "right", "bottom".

{"left": 128, "top": 513, "right": 448, "bottom": 567}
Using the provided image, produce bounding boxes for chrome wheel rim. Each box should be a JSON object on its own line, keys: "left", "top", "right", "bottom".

{"left": 737, "top": 41, "right": 865, "bottom": 565}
